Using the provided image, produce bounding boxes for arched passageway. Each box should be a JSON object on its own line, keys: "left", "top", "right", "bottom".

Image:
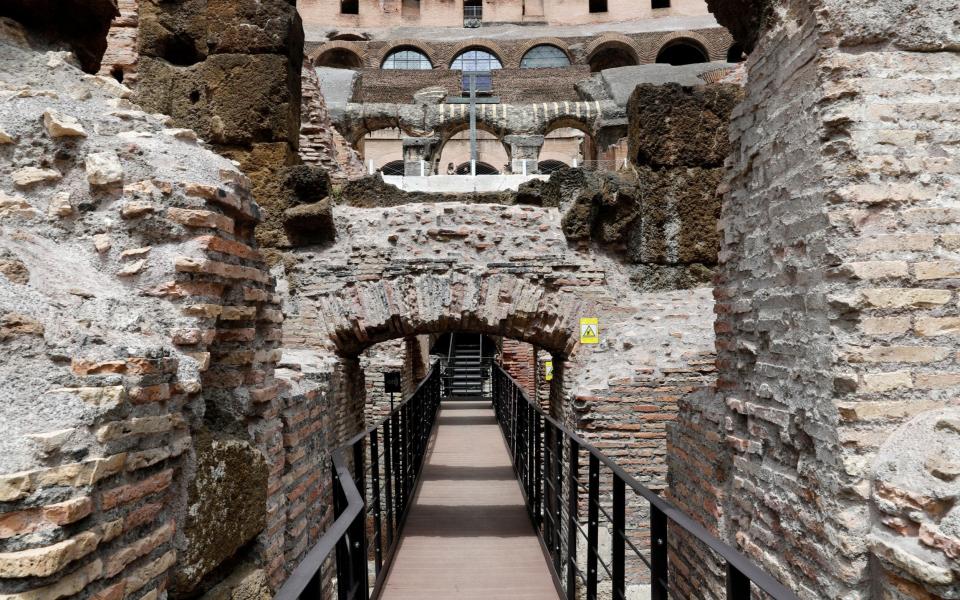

{"left": 315, "top": 47, "right": 364, "bottom": 69}
{"left": 655, "top": 40, "right": 709, "bottom": 65}
{"left": 435, "top": 126, "right": 511, "bottom": 175}
{"left": 588, "top": 43, "right": 638, "bottom": 72}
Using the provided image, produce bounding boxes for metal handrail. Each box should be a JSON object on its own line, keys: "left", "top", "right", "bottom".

{"left": 276, "top": 365, "right": 443, "bottom": 600}
{"left": 491, "top": 364, "right": 800, "bottom": 600}
{"left": 274, "top": 451, "right": 362, "bottom": 600}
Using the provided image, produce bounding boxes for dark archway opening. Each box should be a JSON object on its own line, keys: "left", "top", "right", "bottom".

{"left": 539, "top": 160, "right": 568, "bottom": 174}
{"left": 455, "top": 161, "right": 500, "bottom": 175}
{"left": 726, "top": 43, "right": 746, "bottom": 63}
{"left": 589, "top": 47, "right": 638, "bottom": 73}
{"left": 381, "top": 160, "right": 405, "bottom": 176}
{"left": 316, "top": 48, "right": 364, "bottom": 69}
{"left": 158, "top": 32, "right": 206, "bottom": 67}
{"left": 655, "top": 41, "right": 709, "bottom": 66}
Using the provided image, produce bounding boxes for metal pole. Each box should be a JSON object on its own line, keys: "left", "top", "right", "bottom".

{"left": 469, "top": 73, "right": 478, "bottom": 166}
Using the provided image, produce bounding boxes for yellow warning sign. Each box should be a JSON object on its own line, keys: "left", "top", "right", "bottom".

{"left": 544, "top": 361, "right": 554, "bottom": 381}
{"left": 580, "top": 317, "right": 600, "bottom": 345}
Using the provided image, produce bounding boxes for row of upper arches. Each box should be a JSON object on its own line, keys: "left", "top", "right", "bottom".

{"left": 314, "top": 33, "right": 739, "bottom": 73}
{"left": 380, "top": 44, "right": 571, "bottom": 71}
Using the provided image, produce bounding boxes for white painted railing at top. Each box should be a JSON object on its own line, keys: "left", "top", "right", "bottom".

{"left": 365, "top": 158, "right": 632, "bottom": 177}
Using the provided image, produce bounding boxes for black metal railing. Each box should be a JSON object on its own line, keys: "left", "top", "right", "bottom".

{"left": 463, "top": 4, "right": 482, "bottom": 26}
{"left": 276, "top": 366, "right": 443, "bottom": 600}
{"left": 492, "top": 365, "right": 800, "bottom": 600}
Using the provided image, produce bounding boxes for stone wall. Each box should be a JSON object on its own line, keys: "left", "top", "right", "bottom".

{"left": 355, "top": 66, "right": 591, "bottom": 104}
{"left": 300, "top": 62, "right": 365, "bottom": 183}
{"left": 668, "top": 0, "right": 960, "bottom": 597}
{"left": 307, "top": 27, "right": 733, "bottom": 71}
{"left": 130, "top": 0, "right": 305, "bottom": 253}
{"left": 0, "top": 25, "right": 281, "bottom": 599}
{"left": 361, "top": 340, "right": 406, "bottom": 424}
{"left": 98, "top": 0, "right": 139, "bottom": 85}
{"left": 501, "top": 339, "right": 538, "bottom": 399}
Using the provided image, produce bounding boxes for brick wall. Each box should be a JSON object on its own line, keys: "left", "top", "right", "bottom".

{"left": 356, "top": 65, "right": 594, "bottom": 104}
{"left": 668, "top": 0, "right": 960, "bottom": 596}
{"left": 501, "top": 339, "right": 538, "bottom": 399}
{"left": 300, "top": 62, "right": 365, "bottom": 182}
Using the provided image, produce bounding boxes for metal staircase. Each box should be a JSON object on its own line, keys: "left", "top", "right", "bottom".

{"left": 445, "top": 333, "right": 486, "bottom": 398}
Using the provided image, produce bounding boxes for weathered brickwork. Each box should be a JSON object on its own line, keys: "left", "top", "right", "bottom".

{"left": 307, "top": 28, "right": 733, "bottom": 72}
{"left": 361, "top": 339, "right": 406, "bottom": 423}
{"left": 355, "top": 66, "right": 592, "bottom": 105}
{"left": 98, "top": 0, "right": 139, "bottom": 85}
{"left": 0, "top": 25, "right": 281, "bottom": 598}
{"left": 300, "top": 61, "right": 365, "bottom": 183}
{"left": 668, "top": 0, "right": 960, "bottom": 597}
{"left": 501, "top": 339, "right": 538, "bottom": 399}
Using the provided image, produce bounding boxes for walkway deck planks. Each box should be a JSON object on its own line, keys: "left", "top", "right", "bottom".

{"left": 379, "top": 400, "right": 560, "bottom": 600}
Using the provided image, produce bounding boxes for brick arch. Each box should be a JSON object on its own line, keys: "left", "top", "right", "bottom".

{"left": 348, "top": 122, "right": 426, "bottom": 149}
{"left": 318, "top": 270, "right": 584, "bottom": 357}
{"left": 432, "top": 120, "right": 512, "bottom": 166}
{"left": 584, "top": 33, "right": 642, "bottom": 66}
{"left": 647, "top": 31, "right": 713, "bottom": 63}
{"left": 511, "top": 38, "right": 574, "bottom": 69}
{"left": 373, "top": 40, "right": 439, "bottom": 69}
{"left": 310, "top": 41, "right": 365, "bottom": 68}
{"left": 443, "top": 39, "right": 509, "bottom": 69}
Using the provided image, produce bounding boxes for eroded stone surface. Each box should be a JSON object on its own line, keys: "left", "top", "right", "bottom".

{"left": 174, "top": 434, "right": 268, "bottom": 596}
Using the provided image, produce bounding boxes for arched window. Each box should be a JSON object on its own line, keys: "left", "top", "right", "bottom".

{"left": 451, "top": 49, "right": 502, "bottom": 72}
{"left": 520, "top": 45, "right": 570, "bottom": 69}
{"left": 382, "top": 48, "right": 433, "bottom": 70}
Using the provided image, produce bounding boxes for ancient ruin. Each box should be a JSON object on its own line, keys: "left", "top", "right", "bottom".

{"left": 0, "top": 0, "right": 957, "bottom": 599}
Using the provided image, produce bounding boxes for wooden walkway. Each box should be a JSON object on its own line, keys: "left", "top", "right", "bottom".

{"left": 379, "top": 401, "right": 560, "bottom": 600}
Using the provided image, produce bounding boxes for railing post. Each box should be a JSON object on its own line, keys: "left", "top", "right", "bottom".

{"left": 403, "top": 403, "right": 412, "bottom": 507}
{"left": 587, "top": 453, "right": 600, "bottom": 600}
{"left": 371, "top": 430, "right": 383, "bottom": 576}
{"left": 727, "top": 563, "right": 751, "bottom": 599}
{"left": 534, "top": 411, "right": 542, "bottom": 528}
{"left": 352, "top": 441, "right": 369, "bottom": 599}
{"left": 527, "top": 402, "right": 535, "bottom": 507}
{"left": 391, "top": 412, "right": 402, "bottom": 521}
{"left": 305, "top": 565, "right": 323, "bottom": 599}
{"left": 543, "top": 421, "right": 554, "bottom": 549}
{"left": 383, "top": 420, "right": 395, "bottom": 546}
{"left": 613, "top": 475, "right": 625, "bottom": 600}
{"left": 552, "top": 427, "right": 563, "bottom": 573}
{"left": 651, "top": 504, "right": 668, "bottom": 600}
{"left": 566, "top": 440, "right": 579, "bottom": 600}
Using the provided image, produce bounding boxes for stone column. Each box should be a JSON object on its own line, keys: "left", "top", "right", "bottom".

{"left": 402, "top": 136, "right": 439, "bottom": 176}
{"left": 504, "top": 135, "right": 544, "bottom": 174}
